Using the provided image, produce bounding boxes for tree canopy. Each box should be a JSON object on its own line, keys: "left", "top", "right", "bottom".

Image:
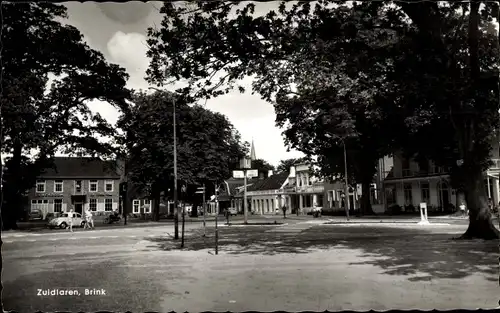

{"left": 251, "top": 159, "right": 275, "bottom": 178}
{"left": 1, "top": 3, "right": 131, "bottom": 230}
{"left": 117, "top": 90, "right": 248, "bottom": 220}
{"left": 146, "top": 1, "right": 500, "bottom": 238}
{"left": 275, "top": 157, "right": 308, "bottom": 174}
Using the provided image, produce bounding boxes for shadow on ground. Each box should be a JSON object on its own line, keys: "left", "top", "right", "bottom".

{"left": 145, "top": 224, "right": 498, "bottom": 282}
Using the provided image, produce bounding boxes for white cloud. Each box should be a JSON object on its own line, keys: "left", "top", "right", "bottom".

{"left": 107, "top": 31, "right": 150, "bottom": 91}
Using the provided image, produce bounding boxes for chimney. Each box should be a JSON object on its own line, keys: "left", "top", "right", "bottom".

{"left": 289, "top": 166, "right": 296, "bottom": 178}
{"left": 268, "top": 170, "right": 273, "bottom": 177}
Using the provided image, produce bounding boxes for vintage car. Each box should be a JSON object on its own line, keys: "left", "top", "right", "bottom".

{"left": 47, "top": 212, "right": 86, "bottom": 229}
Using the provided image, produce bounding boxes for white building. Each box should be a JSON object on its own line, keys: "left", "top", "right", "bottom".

{"left": 382, "top": 137, "right": 500, "bottom": 211}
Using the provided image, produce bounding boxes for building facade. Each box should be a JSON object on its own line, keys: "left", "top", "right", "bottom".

{"left": 28, "top": 157, "right": 120, "bottom": 219}
{"left": 382, "top": 138, "right": 500, "bottom": 211}
{"left": 245, "top": 171, "right": 290, "bottom": 215}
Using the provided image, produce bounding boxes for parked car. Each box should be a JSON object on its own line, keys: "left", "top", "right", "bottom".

{"left": 29, "top": 209, "right": 43, "bottom": 220}
{"left": 47, "top": 212, "right": 86, "bottom": 229}
{"left": 228, "top": 207, "right": 238, "bottom": 216}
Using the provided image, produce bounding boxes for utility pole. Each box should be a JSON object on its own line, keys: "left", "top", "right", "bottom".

{"left": 195, "top": 185, "right": 206, "bottom": 237}
{"left": 173, "top": 96, "right": 179, "bottom": 239}
{"left": 343, "top": 141, "right": 350, "bottom": 221}
{"left": 243, "top": 168, "right": 248, "bottom": 224}
{"left": 214, "top": 181, "right": 219, "bottom": 255}
{"left": 148, "top": 87, "right": 179, "bottom": 238}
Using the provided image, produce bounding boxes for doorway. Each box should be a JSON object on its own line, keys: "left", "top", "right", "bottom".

{"left": 438, "top": 182, "right": 450, "bottom": 211}
{"left": 74, "top": 202, "right": 83, "bottom": 214}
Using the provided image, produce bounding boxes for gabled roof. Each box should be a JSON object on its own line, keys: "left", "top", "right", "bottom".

{"left": 38, "top": 157, "right": 120, "bottom": 178}
{"left": 224, "top": 178, "right": 245, "bottom": 196}
{"left": 246, "top": 172, "right": 289, "bottom": 192}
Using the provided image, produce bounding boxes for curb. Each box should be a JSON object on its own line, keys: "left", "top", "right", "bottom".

{"left": 323, "top": 221, "right": 451, "bottom": 226}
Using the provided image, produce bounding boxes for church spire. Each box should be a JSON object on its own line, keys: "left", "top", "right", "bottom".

{"left": 250, "top": 138, "right": 256, "bottom": 161}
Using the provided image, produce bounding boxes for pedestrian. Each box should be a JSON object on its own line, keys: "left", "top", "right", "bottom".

{"left": 224, "top": 208, "right": 230, "bottom": 225}
{"left": 282, "top": 205, "right": 287, "bottom": 219}
{"left": 459, "top": 201, "right": 467, "bottom": 218}
{"left": 85, "top": 208, "right": 94, "bottom": 229}
{"left": 68, "top": 208, "right": 74, "bottom": 232}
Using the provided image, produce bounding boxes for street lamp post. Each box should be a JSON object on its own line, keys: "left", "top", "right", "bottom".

{"left": 148, "top": 87, "right": 179, "bottom": 239}
{"left": 172, "top": 95, "right": 179, "bottom": 239}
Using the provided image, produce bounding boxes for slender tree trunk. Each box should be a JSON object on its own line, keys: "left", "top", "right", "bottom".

{"left": 191, "top": 199, "right": 199, "bottom": 217}
{"left": 153, "top": 192, "right": 161, "bottom": 221}
{"left": 460, "top": 166, "right": 499, "bottom": 239}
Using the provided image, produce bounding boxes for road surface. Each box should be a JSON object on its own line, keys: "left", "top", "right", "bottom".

{"left": 2, "top": 217, "right": 497, "bottom": 311}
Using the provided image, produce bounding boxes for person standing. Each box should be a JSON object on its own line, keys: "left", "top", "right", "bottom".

{"left": 459, "top": 201, "right": 467, "bottom": 218}
{"left": 85, "top": 208, "right": 94, "bottom": 229}
{"left": 68, "top": 208, "right": 74, "bottom": 232}
{"left": 282, "top": 205, "right": 287, "bottom": 219}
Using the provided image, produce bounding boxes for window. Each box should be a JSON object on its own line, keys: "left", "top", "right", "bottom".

{"left": 75, "top": 180, "right": 82, "bottom": 193}
{"left": 31, "top": 199, "right": 48, "bottom": 211}
{"left": 419, "top": 160, "right": 429, "bottom": 174}
{"left": 36, "top": 180, "right": 46, "bottom": 192}
{"left": 104, "top": 198, "right": 113, "bottom": 211}
{"left": 132, "top": 199, "right": 140, "bottom": 213}
{"left": 421, "top": 182, "right": 430, "bottom": 204}
{"left": 404, "top": 183, "right": 413, "bottom": 205}
{"left": 316, "top": 194, "right": 324, "bottom": 207}
{"left": 305, "top": 195, "right": 312, "bottom": 207}
{"left": 271, "top": 199, "right": 274, "bottom": 211}
{"left": 143, "top": 199, "right": 151, "bottom": 214}
{"left": 89, "top": 180, "right": 98, "bottom": 192}
{"left": 385, "top": 187, "right": 396, "bottom": 205}
{"left": 54, "top": 199, "right": 63, "bottom": 213}
{"left": 54, "top": 180, "right": 63, "bottom": 192}
{"left": 89, "top": 198, "right": 97, "bottom": 211}
{"left": 105, "top": 180, "right": 114, "bottom": 192}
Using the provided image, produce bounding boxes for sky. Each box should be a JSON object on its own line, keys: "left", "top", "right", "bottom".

{"left": 61, "top": 1, "right": 306, "bottom": 166}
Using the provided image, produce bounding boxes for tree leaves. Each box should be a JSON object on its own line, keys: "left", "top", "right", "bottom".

{"left": 119, "top": 90, "right": 248, "bottom": 198}
{"left": 1, "top": 3, "right": 131, "bottom": 229}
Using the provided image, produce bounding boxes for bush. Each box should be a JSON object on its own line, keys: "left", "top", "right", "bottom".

{"left": 387, "top": 204, "right": 402, "bottom": 215}
{"left": 405, "top": 204, "right": 416, "bottom": 213}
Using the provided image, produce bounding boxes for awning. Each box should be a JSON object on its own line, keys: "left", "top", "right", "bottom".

{"left": 71, "top": 195, "right": 87, "bottom": 202}
{"left": 217, "top": 195, "right": 231, "bottom": 202}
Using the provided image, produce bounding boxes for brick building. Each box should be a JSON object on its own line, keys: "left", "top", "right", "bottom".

{"left": 28, "top": 157, "right": 120, "bottom": 218}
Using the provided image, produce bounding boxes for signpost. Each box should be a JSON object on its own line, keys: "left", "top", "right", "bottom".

{"left": 213, "top": 183, "right": 220, "bottom": 255}
{"left": 195, "top": 185, "right": 206, "bottom": 237}
{"left": 418, "top": 202, "right": 430, "bottom": 225}
{"left": 119, "top": 182, "right": 128, "bottom": 225}
{"left": 237, "top": 157, "right": 257, "bottom": 224}
{"left": 181, "top": 184, "right": 187, "bottom": 248}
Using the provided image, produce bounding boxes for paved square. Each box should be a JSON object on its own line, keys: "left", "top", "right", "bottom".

{"left": 2, "top": 220, "right": 498, "bottom": 311}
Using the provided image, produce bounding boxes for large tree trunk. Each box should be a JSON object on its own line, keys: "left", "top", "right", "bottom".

{"left": 460, "top": 167, "right": 499, "bottom": 239}
{"left": 457, "top": 1, "right": 499, "bottom": 240}
{"left": 2, "top": 142, "right": 23, "bottom": 230}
